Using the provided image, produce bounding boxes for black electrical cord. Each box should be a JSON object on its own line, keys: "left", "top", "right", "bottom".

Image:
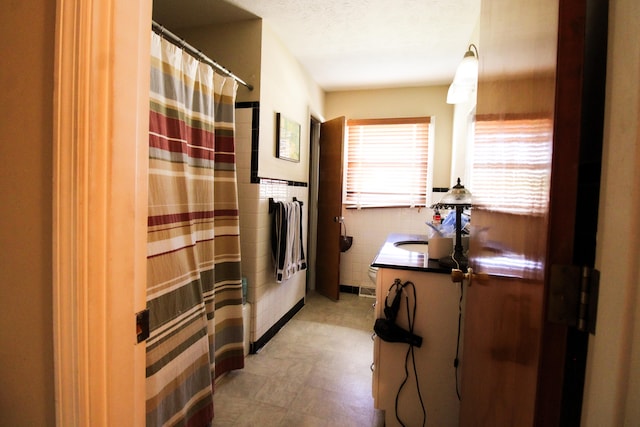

{"left": 407, "top": 281, "right": 426, "bottom": 427}
{"left": 392, "top": 280, "right": 409, "bottom": 427}
{"left": 454, "top": 280, "right": 464, "bottom": 401}
{"left": 393, "top": 281, "right": 426, "bottom": 427}
{"left": 395, "top": 343, "right": 411, "bottom": 427}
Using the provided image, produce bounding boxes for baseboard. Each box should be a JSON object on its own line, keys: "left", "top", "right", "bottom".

{"left": 249, "top": 297, "right": 305, "bottom": 354}
{"left": 339, "top": 284, "right": 360, "bottom": 295}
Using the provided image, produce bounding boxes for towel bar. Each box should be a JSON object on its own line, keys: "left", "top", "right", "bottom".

{"left": 269, "top": 197, "right": 303, "bottom": 213}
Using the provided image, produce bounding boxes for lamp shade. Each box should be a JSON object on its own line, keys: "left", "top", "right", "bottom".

{"left": 432, "top": 178, "right": 472, "bottom": 208}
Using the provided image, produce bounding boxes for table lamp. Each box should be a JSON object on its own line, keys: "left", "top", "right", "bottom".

{"left": 431, "top": 178, "right": 472, "bottom": 269}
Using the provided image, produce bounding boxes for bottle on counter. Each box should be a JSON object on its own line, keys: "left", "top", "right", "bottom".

{"left": 432, "top": 208, "right": 442, "bottom": 224}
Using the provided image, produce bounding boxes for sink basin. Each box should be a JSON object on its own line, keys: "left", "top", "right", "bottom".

{"left": 394, "top": 240, "right": 429, "bottom": 254}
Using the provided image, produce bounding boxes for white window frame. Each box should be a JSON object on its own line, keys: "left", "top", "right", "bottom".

{"left": 344, "top": 117, "right": 434, "bottom": 209}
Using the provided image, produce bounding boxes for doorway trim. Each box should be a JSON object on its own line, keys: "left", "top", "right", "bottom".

{"left": 307, "top": 117, "right": 321, "bottom": 291}
{"left": 53, "top": 0, "right": 151, "bottom": 424}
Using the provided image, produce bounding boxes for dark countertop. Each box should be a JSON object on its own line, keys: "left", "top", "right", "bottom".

{"left": 371, "top": 233, "right": 450, "bottom": 274}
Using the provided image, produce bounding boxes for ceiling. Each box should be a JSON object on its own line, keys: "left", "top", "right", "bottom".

{"left": 152, "top": 0, "right": 482, "bottom": 91}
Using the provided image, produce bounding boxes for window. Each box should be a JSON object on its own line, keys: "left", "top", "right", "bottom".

{"left": 345, "top": 117, "right": 432, "bottom": 208}
{"left": 471, "top": 114, "right": 553, "bottom": 215}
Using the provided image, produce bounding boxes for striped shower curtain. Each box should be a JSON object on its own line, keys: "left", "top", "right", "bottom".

{"left": 146, "top": 32, "right": 244, "bottom": 426}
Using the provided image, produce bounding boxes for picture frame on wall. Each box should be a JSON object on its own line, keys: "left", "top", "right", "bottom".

{"left": 276, "top": 113, "right": 301, "bottom": 162}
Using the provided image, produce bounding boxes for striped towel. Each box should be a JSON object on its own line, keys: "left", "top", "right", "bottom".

{"left": 271, "top": 201, "right": 307, "bottom": 283}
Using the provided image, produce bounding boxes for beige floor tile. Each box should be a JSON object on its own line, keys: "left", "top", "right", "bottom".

{"left": 227, "top": 401, "right": 288, "bottom": 427}
{"left": 253, "top": 375, "right": 305, "bottom": 408}
{"left": 278, "top": 411, "right": 330, "bottom": 427}
{"left": 215, "top": 370, "right": 268, "bottom": 399}
{"left": 214, "top": 291, "right": 383, "bottom": 427}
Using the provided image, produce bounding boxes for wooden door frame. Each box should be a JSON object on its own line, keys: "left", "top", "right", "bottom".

{"left": 53, "top": 0, "right": 151, "bottom": 424}
{"left": 536, "top": 0, "right": 608, "bottom": 424}
{"left": 307, "top": 117, "right": 321, "bottom": 292}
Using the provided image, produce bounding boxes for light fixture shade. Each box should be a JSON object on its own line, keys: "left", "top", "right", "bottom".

{"left": 446, "top": 83, "right": 471, "bottom": 104}
{"left": 452, "top": 52, "right": 479, "bottom": 85}
{"left": 446, "top": 44, "right": 479, "bottom": 104}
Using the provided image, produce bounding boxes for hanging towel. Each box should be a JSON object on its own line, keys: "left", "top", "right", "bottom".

{"left": 271, "top": 201, "right": 307, "bottom": 283}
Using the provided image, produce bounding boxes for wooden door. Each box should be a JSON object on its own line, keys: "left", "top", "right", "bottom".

{"left": 459, "top": 0, "right": 606, "bottom": 425}
{"left": 315, "top": 116, "right": 345, "bottom": 300}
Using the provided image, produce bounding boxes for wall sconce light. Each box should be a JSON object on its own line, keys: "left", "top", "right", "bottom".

{"left": 446, "top": 44, "right": 479, "bottom": 104}
{"left": 431, "top": 178, "right": 472, "bottom": 269}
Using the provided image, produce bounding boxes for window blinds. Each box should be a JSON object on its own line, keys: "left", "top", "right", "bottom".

{"left": 345, "top": 117, "right": 431, "bottom": 208}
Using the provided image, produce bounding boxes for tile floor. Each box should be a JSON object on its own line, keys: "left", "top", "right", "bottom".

{"left": 212, "top": 290, "right": 385, "bottom": 427}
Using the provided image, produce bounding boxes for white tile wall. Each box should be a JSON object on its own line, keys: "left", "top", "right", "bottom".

{"left": 235, "top": 106, "right": 308, "bottom": 344}
{"left": 339, "top": 191, "right": 452, "bottom": 289}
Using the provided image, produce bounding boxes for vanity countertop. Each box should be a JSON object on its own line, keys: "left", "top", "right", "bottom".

{"left": 371, "top": 233, "right": 450, "bottom": 274}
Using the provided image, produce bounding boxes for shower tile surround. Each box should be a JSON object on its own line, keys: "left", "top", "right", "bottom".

{"left": 236, "top": 103, "right": 453, "bottom": 350}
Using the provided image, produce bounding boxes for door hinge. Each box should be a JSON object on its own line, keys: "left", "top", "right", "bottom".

{"left": 136, "top": 308, "right": 150, "bottom": 343}
{"left": 548, "top": 264, "right": 599, "bottom": 334}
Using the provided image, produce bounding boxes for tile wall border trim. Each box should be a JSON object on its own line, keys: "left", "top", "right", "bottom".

{"left": 249, "top": 297, "right": 305, "bottom": 354}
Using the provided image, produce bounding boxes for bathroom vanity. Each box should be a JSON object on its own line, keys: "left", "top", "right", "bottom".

{"left": 371, "top": 233, "right": 461, "bottom": 427}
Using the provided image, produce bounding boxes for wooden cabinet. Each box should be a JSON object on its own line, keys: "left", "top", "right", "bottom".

{"left": 373, "top": 267, "right": 462, "bottom": 427}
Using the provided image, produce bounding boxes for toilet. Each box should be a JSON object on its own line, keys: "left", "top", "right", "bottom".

{"left": 358, "top": 265, "right": 378, "bottom": 298}
{"left": 368, "top": 266, "right": 378, "bottom": 284}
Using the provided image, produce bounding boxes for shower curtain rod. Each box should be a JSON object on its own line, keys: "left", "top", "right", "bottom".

{"left": 152, "top": 20, "right": 254, "bottom": 91}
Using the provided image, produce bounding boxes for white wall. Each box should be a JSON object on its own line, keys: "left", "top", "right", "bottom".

{"left": 325, "top": 87, "right": 455, "bottom": 289}
{"left": 582, "top": 0, "right": 640, "bottom": 424}
{"left": 257, "top": 23, "right": 324, "bottom": 183}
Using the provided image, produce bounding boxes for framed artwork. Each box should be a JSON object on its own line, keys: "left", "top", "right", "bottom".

{"left": 276, "top": 113, "right": 301, "bottom": 162}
